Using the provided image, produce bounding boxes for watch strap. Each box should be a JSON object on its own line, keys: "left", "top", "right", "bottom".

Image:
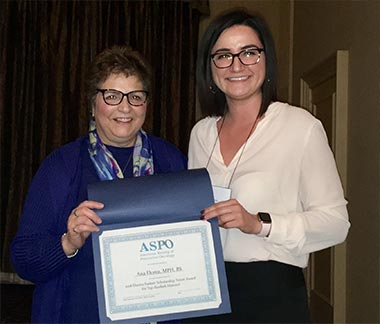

{"left": 257, "top": 221, "right": 271, "bottom": 237}
{"left": 257, "top": 212, "right": 272, "bottom": 237}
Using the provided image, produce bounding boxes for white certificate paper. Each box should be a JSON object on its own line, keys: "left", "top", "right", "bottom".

{"left": 99, "top": 220, "right": 221, "bottom": 321}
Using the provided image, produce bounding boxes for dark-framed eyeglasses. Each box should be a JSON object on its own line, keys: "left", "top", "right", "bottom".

{"left": 211, "top": 47, "right": 265, "bottom": 69}
{"left": 96, "top": 89, "right": 149, "bottom": 106}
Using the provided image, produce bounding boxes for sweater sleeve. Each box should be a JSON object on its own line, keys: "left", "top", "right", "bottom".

{"left": 10, "top": 148, "right": 78, "bottom": 283}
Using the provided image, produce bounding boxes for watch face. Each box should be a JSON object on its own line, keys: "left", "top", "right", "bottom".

{"left": 259, "top": 212, "right": 271, "bottom": 223}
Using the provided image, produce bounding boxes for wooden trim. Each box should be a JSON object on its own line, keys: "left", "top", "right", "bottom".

{"left": 300, "top": 50, "right": 349, "bottom": 324}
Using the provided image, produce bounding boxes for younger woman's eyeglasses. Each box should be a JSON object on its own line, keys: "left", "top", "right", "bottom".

{"left": 211, "top": 47, "right": 264, "bottom": 69}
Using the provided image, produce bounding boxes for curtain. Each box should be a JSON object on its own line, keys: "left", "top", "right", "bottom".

{"left": 0, "top": 0, "right": 209, "bottom": 275}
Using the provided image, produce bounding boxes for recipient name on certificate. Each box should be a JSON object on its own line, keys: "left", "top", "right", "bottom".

{"left": 99, "top": 220, "right": 221, "bottom": 321}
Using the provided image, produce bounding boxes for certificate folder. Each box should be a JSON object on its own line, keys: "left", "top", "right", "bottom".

{"left": 88, "top": 168, "right": 231, "bottom": 324}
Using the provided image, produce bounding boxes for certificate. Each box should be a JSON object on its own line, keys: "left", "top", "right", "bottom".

{"left": 99, "top": 221, "right": 221, "bottom": 321}
{"left": 88, "top": 168, "right": 231, "bottom": 323}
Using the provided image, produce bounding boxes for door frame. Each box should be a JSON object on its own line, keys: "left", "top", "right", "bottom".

{"left": 300, "top": 50, "right": 349, "bottom": 323}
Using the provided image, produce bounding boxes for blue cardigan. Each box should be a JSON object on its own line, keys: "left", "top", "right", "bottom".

{"left": 11, "top": 135, "right": 187, "bottom": 323}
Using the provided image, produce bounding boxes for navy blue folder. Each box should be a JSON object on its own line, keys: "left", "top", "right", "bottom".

{"left": 88, "top": 168, "right": 231, "bottom": 324}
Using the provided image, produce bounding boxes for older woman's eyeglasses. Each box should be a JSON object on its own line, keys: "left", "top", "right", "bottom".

{"left": 97, "top": 89, "right": 148, "bottom": 106}
{"left": 211, "top": 47, "right": 264, "bottom": 69}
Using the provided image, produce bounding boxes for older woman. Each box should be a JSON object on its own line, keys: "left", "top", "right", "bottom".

{"left": 11, "top": 45, "right": 186, "bottom": 323}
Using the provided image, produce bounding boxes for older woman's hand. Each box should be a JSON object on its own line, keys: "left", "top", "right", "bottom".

{"left": 201, "top": 198, "right": 262, "bottom": 235}
{"left": 61, "top": 200, "right": 104, "bottom": 256}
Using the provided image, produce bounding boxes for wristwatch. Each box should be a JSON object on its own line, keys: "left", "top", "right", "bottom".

{"left": 257, "top": 212, "right": 272, "bottom": 237}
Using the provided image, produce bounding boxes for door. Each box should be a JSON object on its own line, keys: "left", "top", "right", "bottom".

{"left": 300, "top": 50, "right": 349, "bottom": 323}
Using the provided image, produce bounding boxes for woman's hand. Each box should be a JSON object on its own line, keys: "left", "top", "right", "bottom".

{"left": 62, "top": 200, "right": 104, "bottom": 256}
{"left": 201, "top": 198, "right": 262, "bottom": 235}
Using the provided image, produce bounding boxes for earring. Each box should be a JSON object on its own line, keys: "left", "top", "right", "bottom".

{"left": 267, "top": 78, "right": 271, "bottom": 83}
{"left": 209, "top": 83, "right": 217, "bottom": 94}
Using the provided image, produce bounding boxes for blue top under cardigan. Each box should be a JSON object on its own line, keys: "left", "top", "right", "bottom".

{"left": 11, "top": 135, "right": 187, "bottom": 323}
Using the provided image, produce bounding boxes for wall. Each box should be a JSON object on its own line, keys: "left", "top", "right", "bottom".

{"left": 201, "top": 0, "right": 380, "bottom": 323}
{"left": 292, "top": 1, "right": 380, "bottom": 323}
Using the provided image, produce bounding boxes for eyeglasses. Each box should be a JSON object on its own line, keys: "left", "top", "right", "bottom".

{"left": 96, "top": 89, "right": 148, "bottom": 106}
{"left": 211, "top": 47, "right": 264, "bottom": 69}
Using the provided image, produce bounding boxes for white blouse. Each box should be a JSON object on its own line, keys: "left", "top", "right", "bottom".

{"left": 188, "top": 102, "right": 350, "bottom": 268}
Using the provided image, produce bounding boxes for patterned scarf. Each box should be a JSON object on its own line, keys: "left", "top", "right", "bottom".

{"left": 88, "top": 120, "right": 154, "bottom": 180}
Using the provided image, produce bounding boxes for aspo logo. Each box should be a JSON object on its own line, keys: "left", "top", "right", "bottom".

{"left": 140, "top": 239, "right": 174, "bottom": 252}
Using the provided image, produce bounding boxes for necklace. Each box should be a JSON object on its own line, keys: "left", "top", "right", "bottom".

{"left": 121, "top": 151, "right": 133, "bottom": 175}
{"left": 206, "top": 116, "right": 225, "bottom": 169}
{"left": 206, "top": 112, "right": 261, "bottom": 188}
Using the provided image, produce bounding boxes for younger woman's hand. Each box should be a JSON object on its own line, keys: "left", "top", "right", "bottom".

{"left": 201, "top": 198, "right": 262, "bottom": 234}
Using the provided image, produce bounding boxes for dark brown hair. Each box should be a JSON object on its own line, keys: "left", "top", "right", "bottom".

{"left": 197, "top": 9, "right": 278, "bottom": 117}
{"left": 86, "top": 45, "right": 153, "bottom": 108}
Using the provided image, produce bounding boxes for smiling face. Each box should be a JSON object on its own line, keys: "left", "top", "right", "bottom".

{"left": 93, "top": 73, "right": 147, "bottom": 147}
{"left": 211, "top": 25, "right": 266, "bottom": 104}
